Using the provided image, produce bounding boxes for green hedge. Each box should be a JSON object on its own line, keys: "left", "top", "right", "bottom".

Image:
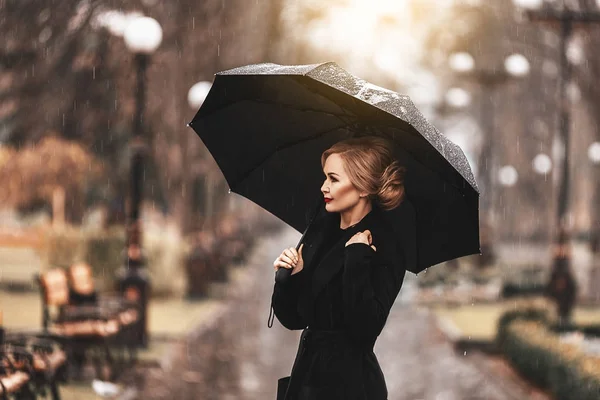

{"left": 497, "top": 299, "right": 600, "bottom": 399}
{"left": 502, "top": 321, "right": 600, "bottom": 399}
{"left": 496, "top": 297, "right": 555, "bottom": 345}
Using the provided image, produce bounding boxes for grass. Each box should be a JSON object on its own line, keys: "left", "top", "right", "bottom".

{"left": 571, "top": 308, "right": 600, "bottom": 327}
{"left": 429, "top": 300, "right": 600, "bottom": 342}
{"left": 429, "top": 303, "right": 505, "bottom": 341}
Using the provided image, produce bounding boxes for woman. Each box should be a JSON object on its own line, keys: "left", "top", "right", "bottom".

{"left": 271, "top": 136, "right": 408, "bottom": 400}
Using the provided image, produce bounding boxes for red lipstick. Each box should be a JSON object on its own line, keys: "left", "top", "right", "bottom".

{"left": 324, "top": 198, "right": 332, "bottom": 203}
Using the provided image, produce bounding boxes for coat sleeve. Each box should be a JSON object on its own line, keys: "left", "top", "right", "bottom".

{"left": 271, "top": 269, "right": 309, "bottom": 330}
{"left": 342, "top": 241, "right": 406, "bottom": 342}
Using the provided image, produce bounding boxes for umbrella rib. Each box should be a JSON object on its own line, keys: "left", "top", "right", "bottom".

{"left": 231, "top": 122, "right": 354, "bottom": 190}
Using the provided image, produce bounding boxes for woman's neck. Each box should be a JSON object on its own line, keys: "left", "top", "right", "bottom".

{"left": 340, "top": 201, "right": 372, "bottom": 230}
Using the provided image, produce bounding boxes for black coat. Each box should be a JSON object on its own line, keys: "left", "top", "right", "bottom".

{"left": 272, "top": 203, "right": 407, "bottom": 400}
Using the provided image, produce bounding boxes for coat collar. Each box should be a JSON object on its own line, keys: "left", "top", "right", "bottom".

{"left": 300, "top": 203, "right": 387, "bottom": 302}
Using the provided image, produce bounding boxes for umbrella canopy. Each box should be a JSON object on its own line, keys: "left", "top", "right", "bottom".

{"left": 189, "top": 62, "right": 480, "bottom": 274}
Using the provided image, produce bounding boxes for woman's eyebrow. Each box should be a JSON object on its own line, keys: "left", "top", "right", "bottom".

{"left": 324, "top": 172, "right": 339, "bottom": 177}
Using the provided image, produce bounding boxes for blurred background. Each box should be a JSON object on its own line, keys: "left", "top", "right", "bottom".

{"left": 2, "top": 0, "right": 600, "bottom": 399}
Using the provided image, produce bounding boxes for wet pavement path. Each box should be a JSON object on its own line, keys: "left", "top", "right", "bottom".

{"left": 124, "top": 227, "right": 536, "bottom": 400}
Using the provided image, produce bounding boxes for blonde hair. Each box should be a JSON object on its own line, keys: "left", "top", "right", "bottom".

{"left": 321, "top": 137, "right": 406, "bottom": 211}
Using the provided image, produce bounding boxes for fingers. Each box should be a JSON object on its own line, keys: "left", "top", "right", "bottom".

{"left": 284, "top": 248, "right": 298, "bottom": 263}
{"left": 345, "top": 230, "right": 374, "bottom": 248}
{"left": 273, "top": 259, "right": 294, "bottom": 271}
{"left": 351, "top": 230, "right": 372, "bottom": 242}
{"left": 273, "top": 247, "right": 299, "bottom": 271}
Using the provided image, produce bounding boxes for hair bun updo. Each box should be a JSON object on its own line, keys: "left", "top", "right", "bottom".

{"left": 376, "top": 160, "right": 406, "bottom": 211}
{"left": 321, "top": 136, "right": 407, "bottom": 211}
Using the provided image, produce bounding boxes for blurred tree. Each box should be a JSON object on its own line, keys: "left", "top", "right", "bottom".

{"left": 0, "top": 135, "right": 103, "bottom": 225}
{"left": 0, "top": 0, "right": 283, "bottom": 234}
{"left": 423, "top": 0, "right": 559, "bottom": 243}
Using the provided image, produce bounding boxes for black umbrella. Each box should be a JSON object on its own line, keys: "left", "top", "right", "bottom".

{"left": 188, "top": 62, "right": 480, "bottom": 274}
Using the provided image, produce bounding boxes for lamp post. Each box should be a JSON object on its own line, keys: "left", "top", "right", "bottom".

{"left": 116, "top": 16, "right": 162, "bottom": 348}
{"left": 187, "top": 81, "right": 213, "bottom": 228}
{"left": 512, "top": 0, "right": 600, "bottom": 317}
{"left": 449, "top": 50, "right": 530, "bottom": 266}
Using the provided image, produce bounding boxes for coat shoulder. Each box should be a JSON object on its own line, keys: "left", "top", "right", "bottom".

{"left": 368, "top": 210, "right": 396, "bottom": 244}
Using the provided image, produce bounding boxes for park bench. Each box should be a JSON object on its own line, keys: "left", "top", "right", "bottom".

{"left": 67, "top": 262, "right": 139, "bottom": 372}
{"left": 0, "top": 333, "right": 67, "bottom": 399}
{"left": 0, "top": 312, "right": 68, "bottom": 400}
{"left": 0, "top": 347, "right": 32, "bottom": 399}
{"left": 36, "top": 264, "right": 138, "bottom": 381}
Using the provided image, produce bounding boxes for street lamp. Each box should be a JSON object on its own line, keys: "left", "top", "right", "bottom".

{"left": 116, "top": 16, "right": 162, "bottom": 348}
{"left": 498, "top": 165, "right": 518, "bottom": 187}
{"left": 445, "top": 87, "right": 472, "bottom": 109}
{"left": 533, "top": 153, "right": 552, "bottom": 176}
{"left": 504, "top": 53, "right": 531, "bottom": 77}
{"left": 188, "top": 81, "right": 212, "bottom": 110}
{"left": 449, "top": 50, "right": 530, "bottom": 267}
{"left": 448, "top": 52, "right": 475, "bottom": 73}
{"left": 588, "top": 142, "right": 600, "bottom": 165}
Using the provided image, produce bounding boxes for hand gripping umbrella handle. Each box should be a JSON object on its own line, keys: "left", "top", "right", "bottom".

{"left": 274, "top": 198, "right": 322, "bottom": 285}
{"left": 274, "top": 242, "right": 302, "bottom": 284}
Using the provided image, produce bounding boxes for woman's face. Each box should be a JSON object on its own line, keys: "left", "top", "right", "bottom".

{"left": 321, "top": 153, "right": 364, "bottom": 213}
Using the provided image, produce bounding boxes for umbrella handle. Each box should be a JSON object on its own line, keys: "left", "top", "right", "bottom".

{"left": 274, "top": 198, "right": 322, "bottom": 284}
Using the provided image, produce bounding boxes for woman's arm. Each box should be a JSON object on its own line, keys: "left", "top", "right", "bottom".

{"left": 271, "top": 270, "right": 308, "bottom": 330}
{"left": 342, "top": 241, "right": 406, "bottom": 342}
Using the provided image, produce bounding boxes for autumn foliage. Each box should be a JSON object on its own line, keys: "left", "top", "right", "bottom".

{"left": 0, "top": 135, "right": 103, "bottom": 222}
